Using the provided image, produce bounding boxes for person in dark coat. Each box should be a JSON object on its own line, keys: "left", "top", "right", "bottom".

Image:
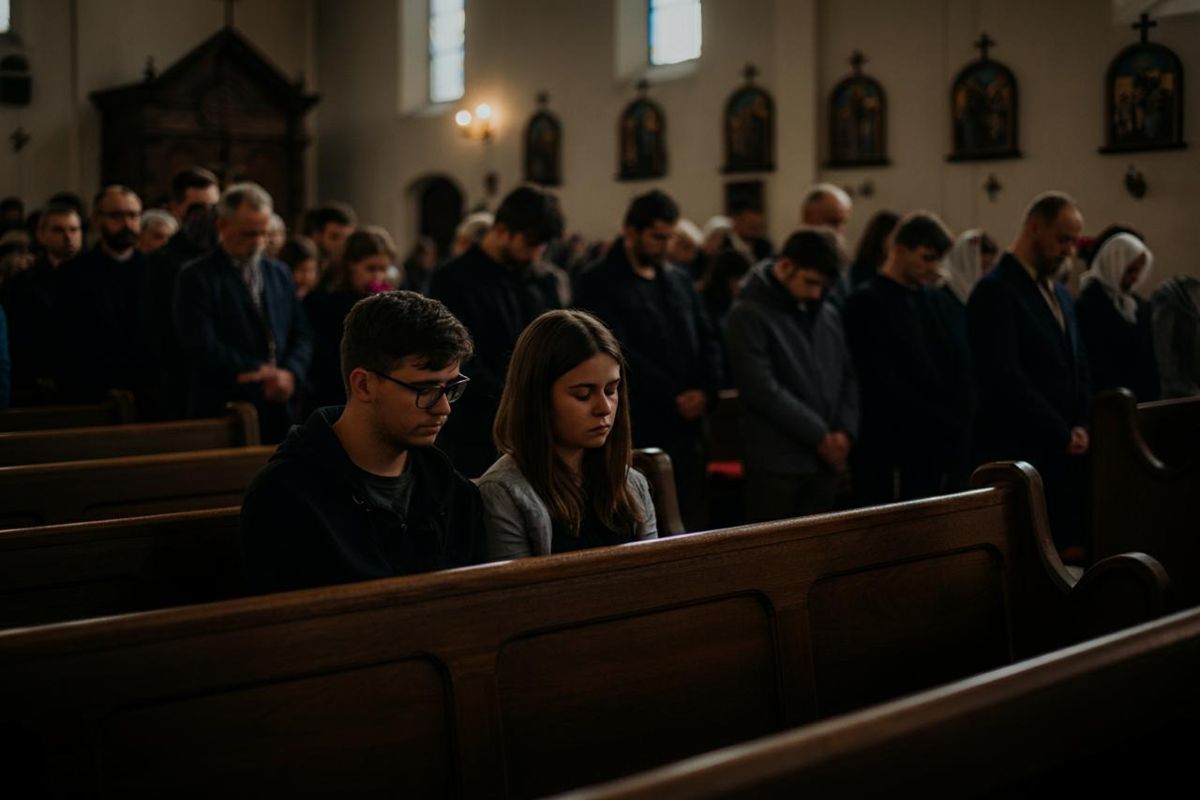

{"left": 968, "top": 192, "right": 1090, "bottom": 551}
{"left": 0, "top": 204, "right": 81, "bottom": 404}
{"left": 305, "top": 226, "right": 396, "bottom": 410}
{"left": 241, "top": 291, "right": 484, "bottom": 593}
{"left": 848, "top": 209, "right": 899, "bottom": 290}
{"left": 430, "top": 185, "right": 564, "bottom": 478}
{"left": 575, "top": 190, "right": 724, "bottom": 530}
{"left": 174, "top": 182, "right": 313, "bottom": 443}
{"left": 142, "top": 167, "right": 222, "bottom": 420}
{"left": 1076, "top": 232, "right": 1159, "bottom": 401}
{"left": 1152, "top": 275, "right": 1200, "bottom": 399}
{"left": 844, "top": 211, "right": 970, "bottom": 505}
{"left": 55, "top": 186, "right": 151, "bottom": 403}
{"left": 725, "top": 228, "right": 858, "bottom": 521}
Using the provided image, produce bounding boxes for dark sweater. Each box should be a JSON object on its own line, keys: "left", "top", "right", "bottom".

{"left": 575, "top": 238, "right": 723, "bottom": 448}
{"left": 55, "top": 246, "right": 150, "bottom": 403}
{"left": 303, "top": 289, "right": 363, "bottom": 410}
{"left": 240, "top": 406, "right": 486, "bottom": 593}
{"left": 430, "top": 244, "right": 561, "bottom": 471}
{"left": 1075, "top": 281, "right": 1160, "bottom": 402}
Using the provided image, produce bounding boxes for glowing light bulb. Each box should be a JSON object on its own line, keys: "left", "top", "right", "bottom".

{"left": 455, "top": 109, "right": 472, "bottom": 127}
{"left": 475, "top": 103, "right": 493, "bottom": 121}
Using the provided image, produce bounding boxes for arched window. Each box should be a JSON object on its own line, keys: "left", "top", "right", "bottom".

{"left": 429, "top": 0, "right": 464, "bottom": 103}
{"left": 648, "top": 0, "right": 702, "bottom": 66}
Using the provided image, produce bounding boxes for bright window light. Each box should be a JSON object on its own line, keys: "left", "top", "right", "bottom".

{"left": 0, "top": 1, "right": 10, "bottom": 35}
{"left": 429, "top": 0, "right": 464, "bottom": 104}
{"left": 649, "top": 0, "right": 702, "bottom": 66}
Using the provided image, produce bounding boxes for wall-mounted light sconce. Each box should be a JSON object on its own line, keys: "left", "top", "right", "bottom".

{"left": 455, "top": 102, "right": 496, "bottom": 142}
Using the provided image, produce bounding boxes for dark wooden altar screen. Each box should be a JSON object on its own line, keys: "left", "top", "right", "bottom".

{"left": 89, "top": 27, "right": 318, "bottom": 225}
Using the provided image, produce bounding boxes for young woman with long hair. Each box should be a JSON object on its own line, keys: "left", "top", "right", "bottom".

{"left": 477, "top": 309, "right": 657, "bottom": 559}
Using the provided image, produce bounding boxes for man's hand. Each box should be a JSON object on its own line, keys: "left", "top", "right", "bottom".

{"left": 263, "top": 368, "right": 296, "bottom": 403}
{"left": 675, "top": 389, "right": 708, "bottom": 421}
{"left": 1067, "top": 426, "right": 1089, "bottom": 455}
{"left": 817, "top": 431, "right": 850, "bottom": 471}
{"left": 236, "top": 365, "right": 273, "bottom": 384}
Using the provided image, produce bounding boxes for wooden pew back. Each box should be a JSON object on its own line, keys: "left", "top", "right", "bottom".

{"left": 1089, "top": 389, "right": 1200, "bottom": 603}
{"left": 632, "top": 447, "right": 685, "bottom": 535}
{"left": 0, "top": 462, "right": 1168, "bottom": 798}
{"left": 0, "top": 446, "right": 273, "bottom": 528}
{"left": 0, "top": 403, "right": 259, "bottom": 466}
{"left": 0, "top": 389, "right": 135, "bottom": 432}
{"left": 559, "top": 607, "right": 1200, "bottom": 799}
{"left": 0, "top": 508, "right": 243, "bottom": 628}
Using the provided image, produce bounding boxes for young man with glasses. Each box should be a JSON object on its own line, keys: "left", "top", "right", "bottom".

{"left": 240, "top": 290, "right": 486, "bottom": 593}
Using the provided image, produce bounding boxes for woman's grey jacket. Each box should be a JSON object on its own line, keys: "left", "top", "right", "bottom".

{"left": 475, "top": 454, "right": 658, "bottom": 560}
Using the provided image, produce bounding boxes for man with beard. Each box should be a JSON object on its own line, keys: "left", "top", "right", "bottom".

{"left": 575, "top": 190, "right": 723, "bottom": 530}
{"left": 56, "top": 186, "right": 150, "bottom": 402}
{"left": 726, "top": 228, "right": 857, "bottom": 521}
{"left": 175, "top": 183, "right": 312, "bottom": 442}
{"left": 142, "top": 167, "right": 221, "bottom": 419}
{"left": 0, "top": 204, "right": 82, "bottom": 403}
{"left": 430, "top": 186, "right": 563, "bottom": 477}
{"left": 968, "top": 191, "right": 1089, "bottom": 553}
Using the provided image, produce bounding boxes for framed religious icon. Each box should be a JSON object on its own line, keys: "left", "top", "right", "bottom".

{"left": 723, "top": 64, "right": 775, "bottom": 173}
{"left": 618, "top": 80, "right": 667, "bottom": 180}
{"left": 724, "top": 179, "right": 765, "bottom": 219}
{"left": 947, "top": 34, "right": 1021, "bottom": 162}
{"left": 826, "top": 51, "right": 889, "bottom": 168}
{"left": 1100, "top": 14, "right": 1186, "bottom": 154}
{"left": 524, "top": 92, "right": 563, "bottom": 186}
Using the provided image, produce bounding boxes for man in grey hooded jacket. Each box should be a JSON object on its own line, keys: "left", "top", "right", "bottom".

{"left": 726, "top": 228, "right": 859, "bottom": 521}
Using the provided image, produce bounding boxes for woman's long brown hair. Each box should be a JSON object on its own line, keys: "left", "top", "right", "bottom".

{"left": 493, "top": 310, "right": 642, "bottom": 535}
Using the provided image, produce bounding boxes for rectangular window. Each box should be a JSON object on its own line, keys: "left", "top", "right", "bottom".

{"left": 429, "top": 0, "right": 464, "bottom": 104}
{"left": 0, "top": 0, "right": 10, "bottom": 35}
{"left": 648, "top": 0, "right": 702, "bottom": 66}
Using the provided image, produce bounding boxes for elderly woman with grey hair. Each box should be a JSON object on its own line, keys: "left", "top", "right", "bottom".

{"left": 138, "top": 208, "right": 178, "bottom": 254}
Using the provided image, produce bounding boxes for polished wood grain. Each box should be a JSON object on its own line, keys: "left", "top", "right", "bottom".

{"left": 0, "top": 389, "right": 135, "bottom": 433}
{"left": 0, "top": 446, "right": 273, "bottom": 528}
{"left": 0, "top": 462, "right": 1168, "bottom": 798}
{"left": 0, "top": 402, "right": 259, "bottom": 466}
{"left": 558, "top": 606, "right": 1200, "bottom": 799}
{"left": 1088, "top": 389, "right": 1200, "bottom": 604}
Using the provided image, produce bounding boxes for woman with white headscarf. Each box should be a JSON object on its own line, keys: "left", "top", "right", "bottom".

{"left": 1076, "top": 231, "right": 1160, "bottom": 401}
{"left": 939, "top": 229, "right": 998, "bottom": 306}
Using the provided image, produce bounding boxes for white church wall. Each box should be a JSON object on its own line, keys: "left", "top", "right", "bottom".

{"left": 315, "top": 0, "right": 821, "bottom": 251}
{"left": 0, "top": 0, "right": 315, "bottom": 211}
{"left": 816, "top": 0, "right": 1200, "bottom": 289}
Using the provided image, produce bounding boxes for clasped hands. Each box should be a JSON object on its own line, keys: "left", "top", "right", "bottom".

{"left": 237, "top": 364, "right": 296, "bottom": 403}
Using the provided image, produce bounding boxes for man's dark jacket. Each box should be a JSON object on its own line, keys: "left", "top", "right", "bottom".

{"left": 430, "top": 244, "right": 561, "bottom": 469}
{"left": 968, "top": 253, "right": 1090, "bottom": 465}
{"left": 174, "top": 250, "right": 312, "bottom": 432}
{"left": 55, "top": 246, "right": 151, "bottom": 402}
{"left": 142, "top": 230, "right": 212, "bottom": 419}
{"left": 574, "top": 239, "right": 723, "bottom": 448}
{"left": 844, "top": 273, "right": 972, "bottom": 482}
{"left": 240, "top": 406, "right": 486, "bottom": 593}
{"left": 0, "top": 256, "right": 63, "bottom": 404}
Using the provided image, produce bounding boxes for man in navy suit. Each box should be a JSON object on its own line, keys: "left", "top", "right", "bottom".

{"left": 968, "top": 191, "right": 1089, "bottom": 551}
{"left": 175, "top": 183, "right": 312, "bottom": 443}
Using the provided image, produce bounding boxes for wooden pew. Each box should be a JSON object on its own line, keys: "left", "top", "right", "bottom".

{"left": 0, "top": 448, "right": 677, "bottom": 629}
{"left": 558, "top": 606, "right": 1200, "bottom": 799}
{"left": 0, "top": 462, "right": 1169, "bottom": 798}
{"left": 0, "top": 446, "right": 274, "bottom": 528}
{"left": 1088, "top": 389, "right": 1200, "bottom": 604}
{"left": 0, "top": 402, "right": 260, "bottom": 466}
{"left": 632, "top": 447, "right": 686, "bottom": 535}
{"left": 0, "top": 389, "right": 135, "bottom": 433}
{"left": 0, "top": 508, "right": 243, "bottom": 629}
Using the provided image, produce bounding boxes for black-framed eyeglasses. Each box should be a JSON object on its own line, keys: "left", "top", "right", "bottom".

{"left": 369, "top": 370, "right": 470, "bottom": 409}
